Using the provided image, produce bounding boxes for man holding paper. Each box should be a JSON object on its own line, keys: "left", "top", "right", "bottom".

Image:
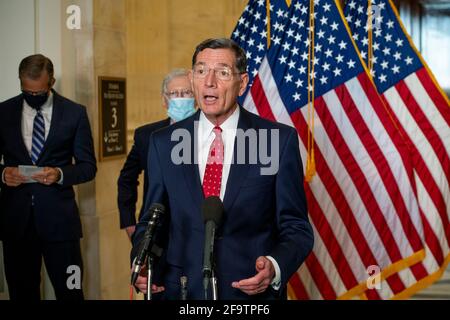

{"left": 0, "top": 54, "right": 97, "bottom": 300}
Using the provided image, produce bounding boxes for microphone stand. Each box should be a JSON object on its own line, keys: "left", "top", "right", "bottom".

{"left": 146, "top": 255, "right": 154, "bottom": 301}
{"left": 180, "top": 276, "right": 188, "bottom": 300}
{"left": 203, "top": 261, "right": 219, "bottom": 300}
{"left": 211, "top": 269, "right": 218, "bottom": 300}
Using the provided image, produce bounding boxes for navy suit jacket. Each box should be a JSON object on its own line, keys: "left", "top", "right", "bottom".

{"left": 0, "top": 91, "right": 97, "bottom": 242}
{"left": 117, "top": 118, "right": 171, "bottom": 228}
{"left": 132, "top": 107, "right": 313, "bottom": 300}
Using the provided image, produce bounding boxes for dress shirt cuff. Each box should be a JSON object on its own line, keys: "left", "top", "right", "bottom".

{"left": 56, "top": 167, "right": 64, "bottom": 185}
{"left": 1, "top": 168, "right": 6, "bottom": 184}
{"left": 266, "top": 255, "right": 281, "bottom": 291}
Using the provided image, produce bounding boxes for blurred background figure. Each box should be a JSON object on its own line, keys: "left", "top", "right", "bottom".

{"left": 117, "top": 69, "right": 195, "bottom": 240}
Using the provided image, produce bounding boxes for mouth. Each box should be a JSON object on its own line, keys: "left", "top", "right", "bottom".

{"left": 203, "top": 94, "right": 218, "bottom": 104}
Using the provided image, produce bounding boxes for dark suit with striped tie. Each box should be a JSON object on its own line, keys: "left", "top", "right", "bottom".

{"left": 30, "top": 108, "right": 46, "bottom": 164}
{"left": 0, "top": 90, "right": 97, "bottom": 300}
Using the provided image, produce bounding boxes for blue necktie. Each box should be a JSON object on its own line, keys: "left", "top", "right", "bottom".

{"left": 31, "top": 110, "right": 45, "bottom": 164}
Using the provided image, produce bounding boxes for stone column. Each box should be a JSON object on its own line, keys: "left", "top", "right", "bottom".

{"left": 60, "top": 0, "right": 129, "bottom": 299}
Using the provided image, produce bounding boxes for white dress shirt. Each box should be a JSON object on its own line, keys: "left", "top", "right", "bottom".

{"left": 197, "top": 106, "right": 239, "bottom": 201}
{"left": 197, "top": 106, "right": 281, "bottom": 290}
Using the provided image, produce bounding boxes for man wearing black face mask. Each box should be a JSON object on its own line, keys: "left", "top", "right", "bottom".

{"left": 0, "top": 54, "right": 97, "bottom": 300}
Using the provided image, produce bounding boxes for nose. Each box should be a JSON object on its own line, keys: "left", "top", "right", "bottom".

{"left": 204, "top": 69, "right": 217, "bottom": 88}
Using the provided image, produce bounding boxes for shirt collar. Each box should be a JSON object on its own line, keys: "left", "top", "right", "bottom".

{"left": 199, "top": 105, "right": 240, "bottom": 135}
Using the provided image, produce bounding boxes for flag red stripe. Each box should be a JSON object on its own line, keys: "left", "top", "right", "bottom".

{"left": 314, "top": 93, "right": 410, "bottom": 294}
{"left": 290, "top": 109, "right": 381, "bottom": 267}
{"left": 305, "top": 252, "right": 337, "bottom": 300}
{"left": 384, "top": 272, "right": 407, "bottom": 295}
{"left": 358, "top": 73, "right": 432, "bottom": 289}
{"left": 291, "top": 111, "right": 384, "bottom": 294}
{"left": 421, "top": 211, "right": 445, "bottom": 265}
{"left": 395, "top": 79, "right": 450, "bottom": 184}
{"left": 293, "top": 107, "right": 407, "bottom": 296}
{"left": 365, "top": 288, "right": 382, "bottom": 300}
{"left": 249, "top": 76, "right": 277, "bottom": 122}
{"left": 409, "top": 260, "right": 429, "bottom": 282}
{"left": 340, "top": 80, "right": 430, "bottom": 290}
{"left": 394, "top": 80, "right": 450, "bottom": 243}
{"left": 338, "top": 81, "right": 424, "bottom": 253}
{"left": 375, "top": 112, "right": 450, "bottom": 259}
{"left": 255, "top": 71, "right": 362, "bottom": 298}
{"left": 315, "top": 92, "right": 410, "bottom": 261}
{"left": 415, "top": 67, "right": 450, "bottom": 127}
{"left": 377, "top": 95, "right": 447, "bottom": 264}
{"left": 290, "top": 109, "right": 408, "bottom": 296}
{"left": 305, "top": 182, "right": 359, "bottom": 290}
{"left": 357, "top": 73, "right": 414, "bottom": 172}
{"left": 289, "top": 272, "right": 310, "bottom": 300}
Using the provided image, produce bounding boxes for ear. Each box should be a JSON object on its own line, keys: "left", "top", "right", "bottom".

{"left": 189, "top": 69, "right": 194, "bottom": 85}
{"left": 189, "top": 69, "right": 198, "bottom": 98}
{"left": 238, "top": 72, "right": 249, "bottom": 97}
{"left": 162, "top": 94, "right": 168, "bottom": 109}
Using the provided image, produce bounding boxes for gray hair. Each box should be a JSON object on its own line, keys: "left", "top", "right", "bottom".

{"left": 161, "top": 68, "right": 190, "bottom": 95}
{"left": 192, "top": 38, "right": 247, "bottom": 74}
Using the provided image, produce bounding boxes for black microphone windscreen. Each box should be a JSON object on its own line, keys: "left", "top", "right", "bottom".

{"left": 201, "top": 196, "right": 224, "bottom": 225}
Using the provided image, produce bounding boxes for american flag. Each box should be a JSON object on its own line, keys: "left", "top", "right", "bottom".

{"left": 232, "top": 0, "right": 289, "bottom": 104}
{"left": 232, "top": 0, "right": 432, "bottom": 299}
{"left": 345, "top": 0, "right": 450, "bottom": 298}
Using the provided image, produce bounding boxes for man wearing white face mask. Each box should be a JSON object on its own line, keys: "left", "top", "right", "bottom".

{"left": 117, "top": 69, "right": 196, "bottom": 240}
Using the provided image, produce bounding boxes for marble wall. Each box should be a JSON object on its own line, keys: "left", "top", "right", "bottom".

{"left": 93, "top": 0, "right": 131, "bottom": 300}
{"left": 126, "top": 0, "right": 247, "bottom": 131}
{"left": 60, "top": 0, "right": 130, "bottom": 299}
{"left": 59, "top": 0, "right": 99, "bottom": 299}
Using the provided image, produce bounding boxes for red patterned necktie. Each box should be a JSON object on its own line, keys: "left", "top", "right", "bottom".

{"left": 202, "top": 126, "right": 224, "bottom": 198}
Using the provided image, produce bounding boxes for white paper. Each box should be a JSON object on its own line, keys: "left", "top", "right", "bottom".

{"left": 18, "top": 165, "right": 44, "bottom": 183}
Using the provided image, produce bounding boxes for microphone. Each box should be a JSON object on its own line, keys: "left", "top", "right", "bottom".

{"left": 201, "top": 196, "right": 223, "bottom": 299}
{"left": 131, "top": 203, "right": 165, "bottom": 286}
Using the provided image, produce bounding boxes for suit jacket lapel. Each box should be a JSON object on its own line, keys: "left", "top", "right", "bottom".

{"left": 182, "top": 110, "right": 204, "bottom": 211}
{"left": 12, "top": 97, "right": 34, "bottom": 164}
{"left": 223, "top": 106, "right": 252, "bottom": 213}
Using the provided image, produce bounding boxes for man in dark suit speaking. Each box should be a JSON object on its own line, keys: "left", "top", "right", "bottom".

{"left": 0, "top": 54, "right": 97, "bottom": 300}
{"left": 132, "top": 38, "right": 313, "bottom": 300}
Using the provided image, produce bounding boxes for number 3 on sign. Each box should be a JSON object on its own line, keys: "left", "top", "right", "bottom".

{"left": 111, "top": 107, "right": 117, "bottom": 128}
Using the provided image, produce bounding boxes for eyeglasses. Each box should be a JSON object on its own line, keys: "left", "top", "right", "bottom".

{"left": 164, "top": 89, "right": 194, "bottom": 99}
{"left": 192, "top": 64, "right": 241, "bottom": 81}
